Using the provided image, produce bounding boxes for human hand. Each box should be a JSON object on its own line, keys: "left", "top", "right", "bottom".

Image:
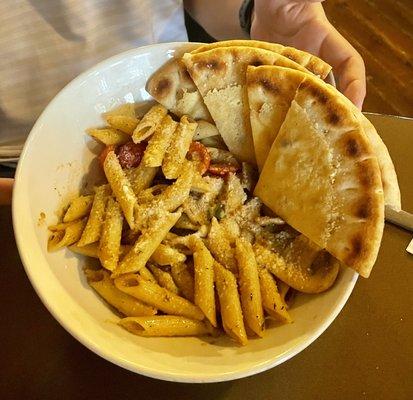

{"left": 251, "top": 0, "right": 366, "bottom": 109}
{"left": 0, "top": 178, "right": 13, "bottom": 205}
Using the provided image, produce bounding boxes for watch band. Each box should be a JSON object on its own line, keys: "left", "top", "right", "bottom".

{"left": 239, "top": 0, "right": 255, "bottom": 36}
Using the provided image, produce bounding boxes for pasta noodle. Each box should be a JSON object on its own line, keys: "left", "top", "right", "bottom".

{"left": 48, "top": 218, "right": 87, "bottom": 251}
{"left": 214, "top": 261, "right": 247, "bottom": 345}
{"left": 142, "top": 115, "right": 177, "bottom": 167}
{"left": 162, "top": 116, "right": 197, "bottom": 179}
{"left": 87, "top": 128, "right": 130, "bottom": 145}
{"left": 103, "top": 151, "right": 137, "bottom": 229}
{"left": 115, "top": 274, "right": 204, "bottom": 320}
{"left": 63, "top": 194, "right": 94, "bottom": 223}
{"left": 85, "top": 269, "right": 157, "bottom": 317}
{"left": 99, "top": 197, "right": 123, "bottom": 271}
{"left": 119, "top": 316, "right": 211, "bottom": 337}
{"left": 235, "top": 238, "right": 264, "bottom": 337}
{"left": 112, "top": 209, "right": 182, "bottom": 277}
{"left": 132, "top": 104, "right": 167, "bottom": 143}
{"left": 191, "top": 237, "right": 217, "bottom": 327}
{"left": 77, "top": 185, "right": 109, "bottom": 247}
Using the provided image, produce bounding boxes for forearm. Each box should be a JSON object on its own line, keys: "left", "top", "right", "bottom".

{"left": 183, "top": 0, "right": 247, "bottom": 40}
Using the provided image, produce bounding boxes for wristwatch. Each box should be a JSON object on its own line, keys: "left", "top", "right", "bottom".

{"left": 239, "top": 0, "right": 255, "bottom": 36}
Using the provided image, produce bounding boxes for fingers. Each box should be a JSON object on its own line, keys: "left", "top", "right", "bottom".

{"left": 337, "top": 55, "right": 366, "bottom": 110}
{"left": 0, "top": 178, "right": 14, "bottom": 205}
{"left": 319, "top": 25, "right": 367, "bottom": 109}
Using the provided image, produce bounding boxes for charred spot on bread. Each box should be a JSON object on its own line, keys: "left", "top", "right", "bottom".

{"left": 328, "top": 111, "right": 341, "bottom": 125}
{"left": 355, "top": 198, "right": 372, "bottom": 219}
{"left": 196, "top": 59, "right": 226, "bottom": 72}
{"left": 178, "top": 67, "right": 192, "bottom": 82}
{"left": 259, "top": 78, "right": 279, "bottom": 94}
{"left": 250, "top": 58, "right": 264, "bottom": 67}
{"left": 344, "top": 233, "right": 364, "bottom": 266}
{"left": 345, "top": 137, "right": 360, "bottom": 157}
{"left": 357, "top": 161, "right": 376, "bottom": 188}
{"left": 154, "top": 78, "right": 171, "bottom": 97}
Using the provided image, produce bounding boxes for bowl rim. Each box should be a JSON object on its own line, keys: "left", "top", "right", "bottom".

{"left": 12, "top": 42, "right": 358, "bottom": 383}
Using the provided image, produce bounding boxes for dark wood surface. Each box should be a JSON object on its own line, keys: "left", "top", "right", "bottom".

{"left": 1, "top": 114, "right": 412, "bottom": 400}
{"left": 323, "top": 0, "right": 413, "bottom": 117}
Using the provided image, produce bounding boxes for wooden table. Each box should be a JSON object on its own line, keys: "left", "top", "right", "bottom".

{"left": 0, "top": 114, "right": 412, "bottom": 399}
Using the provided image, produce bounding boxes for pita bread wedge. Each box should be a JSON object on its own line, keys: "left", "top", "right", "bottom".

{"left": 247, "top": 65, "right": 401, "bottom": 209}
{"left": 254, "top": 76, "right": 385, "bottom": 278}
{"left": 182, "top": 46, "right": 311, "bottom": 164}
{"left": 192, "top": 39, "right": 332, "bottom": 79}
{"left": 146, "top": 40, "right": 331, "bottom": 123}
{"left": 246, "top": 66, "right": 306, "bottom": 170}
{"left": 146, "top": 56, "right": 212, "bottom": 122}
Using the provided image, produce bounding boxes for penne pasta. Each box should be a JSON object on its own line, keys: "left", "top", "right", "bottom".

{"left": 206, "top": 217, "right": 237, "bottom": 273}
{"left": 85, "top": 269, "right": 156, "bottom": 317}
{"left": 77, "top": 185, "right": 109, "bottom": 247}
{"left": 191, "top": 237, "right": 217, "bottom": 327}
{"left": 87, "top": 128, "right": 130, "bottom": 145}
{"left": 136, "top": 265, "right": 157, "bottom": 283}
{"left": 214, "top": 261, "right": 247, "bottom": 346}
{"left": 162, "top": 116, "right": 197, "bottom": 179}
{"left": 119, "top": 316, "right": 211, "bottom": 337}
{"left": 132, "top": 104, "right": 167, "bottom": 143}
{"left": 148, "top": 264, "right": 180, "bottom": 294}
{"left": 235, "top": 238, "right": 264, "bottom": 337}
{"left": 106, "top": 115, "right": 140, "bottom": 134}
{"left": 69, "top": 242, "right": 100, "bottom": 257}
{"left": 135, "top": 162, "right": 194, "bottom": 227}
{"left": 258, "top": 268, "right": 292, "bottom": 323}
{"left": 170, "top": 262, "right": 194, "bottom": 302}
{"left": 114, "top": 274, "right": 204, "bottom": 320}
{"left": 136, "top": 184, "right": 168, "bottom": 204}
{"left": 150, "top": 243, "right": 186, "bottom": 266}
{"left": 142, "top": 115, "right": 177, "bottom": 167}
{"left": 48, "top": 218, "right": 87, "bottom": 251}
{"left": 99, "top": 197, "right": 123, "bottom": 271}
{"left": 63, "top": 194, "right": 94, "bottom": 223}
{"left": 278, "top": 280, "right": 291, "bottom": 303}
{"left": 104, "top": 103, "right": 136, "bottom": 119}
{"left": 103, "top": 151, "right": 137, "bottom": 229}
{"left": 222, "top": 173, "right": 247, "bottom": 216}
{"left": 112, "top": 209, "right": 182, "bottom": 277}
{"left": 126, "top": 164, "right": 158, "bottom": 196}
{"left": 69, "top": 243, "right": 131, "bottom": 259}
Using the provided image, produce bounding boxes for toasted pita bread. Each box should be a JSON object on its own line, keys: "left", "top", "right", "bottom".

{"left": 146, "top": 56, "right": 212, "bottom": 122}
{"left": 254, "top": 76, "right": 385, "bottom": 277}
{"left": 182, "top": 46, "right": 311, "bottom": 164}
{"left": 146, "top": 40, "right": 331, "bottom": 123}
{"left": 246, "top": 66, "right": 306, "bottom": 170}
{"left": 247, "top": 65, "right": 401, "bottom": 209}
{"left": 192, "top": 40, "right": 332, "bottom": 79}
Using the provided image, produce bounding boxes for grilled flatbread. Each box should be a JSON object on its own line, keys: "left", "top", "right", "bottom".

{"left": 192, "top": 39, "right": 332, "bottom": 79}
{"left": 146, "top": 55, "right": 212, "bottom": 122}
{"left": 146, "top": 40, "right": 331, "bottom": 124}
{"left": 247, "top": 65, "right": 401, "bottom": 209}
{"left": 254, "top": 76, "right": 385, "bottom": 277}
{"left": 246, "top": 66, "right": 306, "bottom": 170}
{"left": 182, "top": 46, "right": 311, "bottom": 164}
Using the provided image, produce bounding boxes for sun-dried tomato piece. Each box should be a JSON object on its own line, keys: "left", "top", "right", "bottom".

{"left": 208, "top": 163, "right": 240, "bottom": 177}
{"left": 187, "top": 141, "right": 211, "bottom": 175}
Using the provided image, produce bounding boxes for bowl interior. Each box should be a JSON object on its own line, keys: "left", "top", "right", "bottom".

{"left": 13, "top": 42, "right": 358, "bottom": 383}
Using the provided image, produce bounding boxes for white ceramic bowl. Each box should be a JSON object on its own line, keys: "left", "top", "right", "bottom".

{"left": 13, "top": 42, "right": 358, "bottom": 383}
